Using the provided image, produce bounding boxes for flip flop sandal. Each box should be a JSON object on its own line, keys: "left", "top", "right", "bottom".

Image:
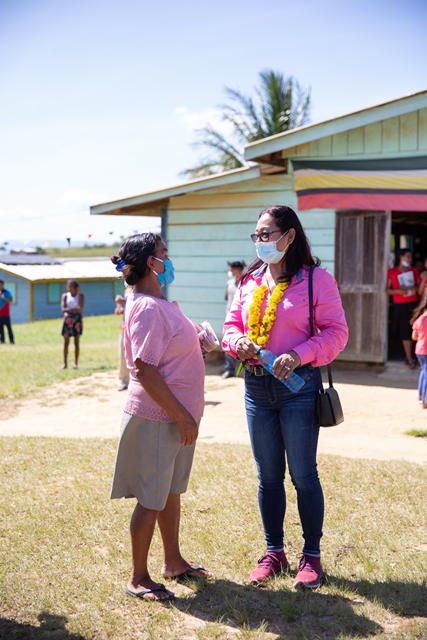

{"left": 169, "top": 562, "right": 212, "bottom": 582}
{"left": 126, "top": 584, "right": 174, "bottom": 601}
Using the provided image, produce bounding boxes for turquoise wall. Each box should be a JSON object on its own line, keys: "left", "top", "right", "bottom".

{"left": 166, "top": 175, "right": 335, "bottom": 336}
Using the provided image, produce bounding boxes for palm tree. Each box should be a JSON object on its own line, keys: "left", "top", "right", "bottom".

{"left": 181, "top": 70, "right": 311, "bottom": 179}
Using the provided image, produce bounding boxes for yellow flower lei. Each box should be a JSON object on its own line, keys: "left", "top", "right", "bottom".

{"left": 248, "top": 281, "right": 289, "bottom": 348}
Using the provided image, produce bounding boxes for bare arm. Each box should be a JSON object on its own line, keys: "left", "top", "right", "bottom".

{"left": 386, "top": 277, "right": 405, "bottom": 297}
{"left": 78, "top": 293, "right": 84, "bottom": 313}
{"left": 134, "top": 359, "right": 198, "bottom": 447}
{"left": 412, "top": 328, "right": 418, "bottom": 341}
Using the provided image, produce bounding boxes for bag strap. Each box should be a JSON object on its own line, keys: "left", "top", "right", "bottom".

{"left": 308, "top": 265, "right": 334, "bottom": 389}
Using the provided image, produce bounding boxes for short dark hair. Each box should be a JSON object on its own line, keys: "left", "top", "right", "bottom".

{"left": 0, "top": 280, "right": 4, "bottom": 285}
{"left": 399, "top": 248, "right": 412, "bottom": 257}
{"left": 227, "top": 261, "right": 246, "bottom": 270}
{"left": 244, "top": 205, "right": 320, "bottom": 283}
{"left": 111, "top": 233, "right": 161, "bottom": 286}
{"left": 67, "top": 279, "right": 79, "bottom": 288}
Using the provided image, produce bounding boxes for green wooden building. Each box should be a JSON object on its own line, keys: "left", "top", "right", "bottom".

{"left": 91, "top": 89, "right": 427, "bottom": 364}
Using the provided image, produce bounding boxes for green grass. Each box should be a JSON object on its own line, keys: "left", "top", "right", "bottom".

{"left": 406, "top": 429, "right": 427, "bottom": 438}
{"left": 0, "top": 439, "right": 426, "bottom": 639}
{"left": 45, "top": 244, "right": 122, "bottom": 258}
{"left": 0, "top": 315, "right": 120, "bottom": 401}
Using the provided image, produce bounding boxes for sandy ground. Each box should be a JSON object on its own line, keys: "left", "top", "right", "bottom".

{"left": 1, "top": 363, "right": 427, "bottom": 464}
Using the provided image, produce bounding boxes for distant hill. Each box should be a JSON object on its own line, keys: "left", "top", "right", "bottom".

{"left": 44, "top": 244, "right": 122, "bottom": 258}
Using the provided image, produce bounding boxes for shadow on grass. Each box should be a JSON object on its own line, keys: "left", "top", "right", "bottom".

{"left": 172, "top": 576, "right": 427, "bottom": 639}
{"left": 0, "top": 612, "right": 87, "bottom": 640}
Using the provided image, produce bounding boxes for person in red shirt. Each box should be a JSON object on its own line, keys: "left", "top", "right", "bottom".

{"left": 0, "top": 280, "right": 14, "bottom": 344}
{"left": 387, "top": 248, "right": 420, "bottom": 369}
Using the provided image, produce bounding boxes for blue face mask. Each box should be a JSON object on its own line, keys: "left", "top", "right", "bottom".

{"left": 255, "top": 232, "right": 289, "bottom": 264}
{"left": 152, "top": 257, "right": 175, "bottom": 286}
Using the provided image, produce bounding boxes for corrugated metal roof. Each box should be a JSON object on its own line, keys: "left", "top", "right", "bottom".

{"left": 0, "top": 259, "right": 117, "bottom": 282}
{"left": 0, "top": 254, "right": 62, "bottom": 265}
{"left": 90, "top": 165, "right": 261, "bottom": 216}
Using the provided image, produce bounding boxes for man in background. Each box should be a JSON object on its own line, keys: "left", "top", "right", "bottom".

{"left": 0, "top": 280, "right": 14, "bottom": 344}
{"left": 222, "top": 261, "right": 245, "bottom": 379}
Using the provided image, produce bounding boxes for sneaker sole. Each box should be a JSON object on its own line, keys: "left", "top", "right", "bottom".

{"left": 293, "top": 572, "right": 323, "bottom": 590}
{"left": 249, "top": 563, "right": 290, "bottom": 586}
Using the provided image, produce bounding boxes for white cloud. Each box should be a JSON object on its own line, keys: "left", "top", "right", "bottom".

{"left": 174, "top": 105, "right": 234, "bottom": 137}
{"left": 56, "top": 189, "right": 108, "bottom": 212}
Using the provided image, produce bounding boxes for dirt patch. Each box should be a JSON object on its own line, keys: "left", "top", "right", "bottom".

{"left": 1, "top": 365, "right": 426, "bottom": 464}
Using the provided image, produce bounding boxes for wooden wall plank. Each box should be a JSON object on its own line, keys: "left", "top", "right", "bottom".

{"left": 169, "top": 192, "right": 291, "bottom": 210}
{"left": 169, "top": 223, "right": 256, "bottom": 241}
{"left": 294, "top": 142, "right": 311, "bottom": 157}
{"left": 348, "top": 128, "right": 365, "bottom": 154}
{"left": 310, "top": 245, "right": 335, "bottom": 262}
{"left": 169, "top": 208, "right": 263, "bottom": 225}
{"left": 297, "top": 209, "right": 336, "bottom": 228}
{"left": 318, "top": 136, "right": 332, "bottom": 157}
{"left": 199, "top": 175, "right": 293, "bottom": 195}
{"left": 418, "top": 107, "right": 427, "bottom": 150}
{"left": 169, "top": 239, "right": 256, "bottom": 258}
{"left": 331, "top": 132, "right": 348, "bottom": 156}
{"left": 172, "top": 256, "right": 253, "bottom": 272}
{"left": 382, "top": 116, "right": 399, "bottom": 153}
{"left": 364, "top": 122, "right": 382, "bottom": 154}
{"left": 399, "top": 112, "right": 418, "bottom": 151}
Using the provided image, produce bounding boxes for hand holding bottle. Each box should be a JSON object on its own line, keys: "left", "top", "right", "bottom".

{"left": 256, "top": 348, "right": 305, "bottom": 393}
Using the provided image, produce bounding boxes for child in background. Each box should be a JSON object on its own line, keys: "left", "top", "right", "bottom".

{"left": 411, "top": 300, "right": 427, "bottom": 408}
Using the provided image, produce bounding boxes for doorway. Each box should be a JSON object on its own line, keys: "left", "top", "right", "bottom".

{"left": 388, "top": 211, "right": 427, "bottom": 360}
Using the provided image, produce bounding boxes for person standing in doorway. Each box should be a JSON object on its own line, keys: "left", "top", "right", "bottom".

{"left": 0, "top": 280, "right": 14, "bottom": 344}
{"left": 387, "top": 248, "right": 420, "bottom": 369}
{"left": 61, "top": 280, "right": 84, "bottom": 369}
{"left": 221, "top": 261, "right": 246, "bottom": 379}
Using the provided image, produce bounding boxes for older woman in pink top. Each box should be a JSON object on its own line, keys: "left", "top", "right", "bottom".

{"left": 223, "top": 206, "right": 348, "bottom": 590}
{"left": 110, "top": 233, "right": 211, "bottom": 602}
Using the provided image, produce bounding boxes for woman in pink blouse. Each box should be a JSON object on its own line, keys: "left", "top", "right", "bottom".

{"left": 223, "top": 206, "right": 348, "bottom": 590}
{"left": 110, "top": 233, "right": 211, "bottom": 602}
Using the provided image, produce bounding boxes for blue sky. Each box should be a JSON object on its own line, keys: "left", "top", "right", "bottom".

{"left": 1, "top": 0, "right": 426, "bottom": 247}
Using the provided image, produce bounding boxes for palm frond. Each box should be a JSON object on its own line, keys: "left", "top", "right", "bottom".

{"left": 181, "top": 69, "right": 311, "bottom": 177}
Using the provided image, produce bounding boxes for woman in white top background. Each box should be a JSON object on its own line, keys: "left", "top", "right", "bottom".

{"left": 61, "top": 279, "right": 84, "bottom": 369}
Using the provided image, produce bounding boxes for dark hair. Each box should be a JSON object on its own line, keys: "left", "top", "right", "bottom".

{"left": 411, "top": 299, "right": 427, "bottom": 325}
{"left": 111, "top": 232, "right": 161, "bottom": 286}
{"left": 243, "top": 205, "right": 320, "bottom": 283}
{"left": 228, "top": 261, "right": 246, "bottom": 270}
{"left": 67, "top": 280, "right": 79, "bottom": 288}
{"left": 0, "top": 280, "right": 4, "bottom": 285}
{"left": 399, "top": 248, "right": 412, "bottom": 257}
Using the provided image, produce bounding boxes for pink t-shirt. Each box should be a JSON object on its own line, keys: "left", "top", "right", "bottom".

{"left": 123, "top": 293, "right": 205, "bottom": 423}
{"left": 222, "top": 265, "right": 348, "bottom": 368}
{"left": 412, "top": 314, "right": 427, "bottom": 355}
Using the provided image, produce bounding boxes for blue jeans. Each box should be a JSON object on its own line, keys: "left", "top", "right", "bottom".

{"left": 417, "top": 354, "right": 427, "bottom": 403}
{"left": 244, "top": 365, "right": 323, "bottom": 556}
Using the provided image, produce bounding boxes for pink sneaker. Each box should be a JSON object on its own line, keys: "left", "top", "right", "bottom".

{"left": 293, "top": 554, "right": 323, "bottom": 589}
{"left": 249, "top": 550, "right": 289, "bottom": 585}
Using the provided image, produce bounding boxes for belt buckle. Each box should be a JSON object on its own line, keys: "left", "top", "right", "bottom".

{"left": 254, "top": 366, "right": 263, "bottom": 376}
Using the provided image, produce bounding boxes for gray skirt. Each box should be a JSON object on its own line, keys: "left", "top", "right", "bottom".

{"left": 110, "top": 412, "right": 197, "bottom": 511}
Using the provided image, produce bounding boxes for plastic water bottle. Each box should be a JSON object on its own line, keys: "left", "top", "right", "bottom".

{"left": 257, "top": 348, "right": 305, "bottom": 393}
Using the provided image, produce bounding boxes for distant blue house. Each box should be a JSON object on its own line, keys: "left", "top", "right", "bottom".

{"left": 0, "top": 255, "right": 123, "bottom": 323}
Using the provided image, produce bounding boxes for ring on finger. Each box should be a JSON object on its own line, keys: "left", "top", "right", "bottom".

{"left": 284, "top": 366, "right": 291, "bottom": 370}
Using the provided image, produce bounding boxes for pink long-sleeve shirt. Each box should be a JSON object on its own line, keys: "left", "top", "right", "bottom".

{"left": 222, "top": 264, "right": 348, "bottom": 368}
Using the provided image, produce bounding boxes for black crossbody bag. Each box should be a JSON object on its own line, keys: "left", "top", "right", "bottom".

{"left": 308, "top": 265, "right": 344, "bottom": 427}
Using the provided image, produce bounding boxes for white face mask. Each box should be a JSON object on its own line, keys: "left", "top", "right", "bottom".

{"left": 401, "top": 260, "right": 410, "bottom": 268}
{"left": 227, "top": 270, "right": 233, "bottom": 278}
{"left": 255, "top": 232, "right": 289, "bottom": 264}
